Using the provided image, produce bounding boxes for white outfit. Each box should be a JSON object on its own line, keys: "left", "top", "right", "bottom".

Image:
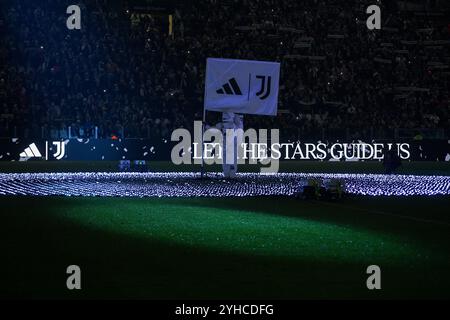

{"left": 221, "top": 112, "right": 243, "bottom": 178}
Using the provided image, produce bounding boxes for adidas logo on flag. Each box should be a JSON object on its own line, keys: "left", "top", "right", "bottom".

{"left": 216, "top": 78, "right": 242, "bottom": 96}
{"left": 19, "top": 143, "right": 42, "bottom": 159}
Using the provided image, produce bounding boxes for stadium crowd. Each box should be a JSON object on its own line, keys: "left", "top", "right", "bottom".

{"left": 0, "top": 0, "right": 449, "bottom": 141}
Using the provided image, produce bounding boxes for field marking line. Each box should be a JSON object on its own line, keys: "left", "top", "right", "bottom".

{"left": 314, "top": 200, "right": 450, "bottom": 227}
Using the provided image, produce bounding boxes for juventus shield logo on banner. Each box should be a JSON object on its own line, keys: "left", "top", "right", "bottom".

{"left": 255, "top": 75, "right": 271, "bottom": 100}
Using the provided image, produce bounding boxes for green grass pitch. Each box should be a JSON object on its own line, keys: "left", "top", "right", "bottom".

{"left": 0, "top": 161, "right": 449, "bottom": 299}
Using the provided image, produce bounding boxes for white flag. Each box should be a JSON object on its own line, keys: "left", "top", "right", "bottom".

{"left": 204, "top": 58, "right": 280, "bottom": 116}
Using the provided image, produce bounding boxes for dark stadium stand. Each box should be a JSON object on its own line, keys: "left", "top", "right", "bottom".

{"left": 0, "top": 0, "right": 448, "bottom": 141}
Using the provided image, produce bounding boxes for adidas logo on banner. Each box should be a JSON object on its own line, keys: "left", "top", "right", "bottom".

{"left": 19, "top": 143, "right": 42, "bottom": 159}
{"left": 216, "top": 78, "right": 242, "bottom": 95}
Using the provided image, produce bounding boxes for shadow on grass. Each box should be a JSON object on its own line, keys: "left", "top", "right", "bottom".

{"left": 170, "top": 196, "right": 450, "bottom": 242}
{"left": 0, "top": 196, "right": 449, "bottom": 299}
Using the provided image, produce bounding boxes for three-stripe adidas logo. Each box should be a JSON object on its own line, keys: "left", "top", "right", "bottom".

{"left": 19, "top": 143, "right": 42, "bottom": 158}
{"left": 216, "top": 78, "right": 242, "bottom": 96}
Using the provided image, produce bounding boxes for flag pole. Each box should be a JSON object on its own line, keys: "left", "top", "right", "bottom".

{"left": 201, "top": 58, "right": 210, "bottom": 179}
{"left": 201, "top": 107, "right": 206, "bottom": 179}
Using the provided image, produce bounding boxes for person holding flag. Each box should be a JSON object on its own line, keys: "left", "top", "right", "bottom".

{"left": 203, "top": 58, "right": 280, "bottom": 178}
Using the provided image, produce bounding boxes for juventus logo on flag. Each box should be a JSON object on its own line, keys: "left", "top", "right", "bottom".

{"left": 256, "top": 75, "right": 271, "bottom": 100}
{"left": 204, "top": 58, "right": 280, "bottom": 116}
